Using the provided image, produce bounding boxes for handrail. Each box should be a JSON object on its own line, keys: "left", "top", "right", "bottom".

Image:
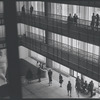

{"left": 22, "top": 31, "right": 99, "bottom": 63}
{"left": 18, "top": 9, "right": 100, "bottom": 28}
{"left": 17, "top": 11, "right": 100, "bottom": 31}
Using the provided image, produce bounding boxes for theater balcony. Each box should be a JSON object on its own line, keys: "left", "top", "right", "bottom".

{"left": 17, "top": 11, "right": 100, "bottom": 46}
{"left": 18, "top": 32, "right": 100, "bottom": 82}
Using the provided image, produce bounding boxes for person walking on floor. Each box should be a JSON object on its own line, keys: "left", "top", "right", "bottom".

{"left": 75, "top": 76, "right": 81, "bottom": 97}
{"left": 37, "top": 66, "right": 41, "bottom": 82}
{"left": 59, "top": 74, "right": 63, "bottom": 87}
{"left": 48, "top": 68, "right": 53, "bottom": 86}
{"left": 67, "top": 81, "right": 72, "bottom": 97}
{"left": 89, "top": 80, "right": 94, "bottom": 97}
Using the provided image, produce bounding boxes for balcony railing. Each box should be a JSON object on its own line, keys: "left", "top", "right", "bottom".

{"left": 22, "top": 31, "right": 99, "bottom": 64}
{"left": 18, "top": 9, "right": 100, "bottom": 28}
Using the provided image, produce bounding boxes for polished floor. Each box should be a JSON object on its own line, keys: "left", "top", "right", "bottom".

{"left": 0, "top": 56, "right": 100, "bottom": 98}
{"left": 21, "top": 59, "right": 100, "bottom": 99}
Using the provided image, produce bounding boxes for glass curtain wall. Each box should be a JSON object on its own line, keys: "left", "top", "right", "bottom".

{"left": 17, "top": 1, "right": 45, "bottom": 40}
{"left": 16, "top": 1, "right": 44, "bottom": 13}
{"left": 50, "top": 3, "right": 99, "bottom": 61}
{"left": 49, "top": 32, "right": 99, "bottom": 61}
{"left": 51, "top": 2, "right": 100, "bottom": 21}
{"left": 50, "top": 3, "right": 100, "bottom": 86}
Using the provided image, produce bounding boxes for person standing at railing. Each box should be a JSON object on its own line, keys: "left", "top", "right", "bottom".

{"left": 30, "top": 5, "right": 33, "bottom": 15}
{"left": 67, "top": 14, "right": 73, "bottom": 33}
{"left": 73, "top": 14, "right": 78, "bottom": 25}
{"left": 95, "top": 14, "right": 99, "bottom": 28}
{"left": 22, "top": 5, "right": 25, "bottom": 16}
{"left": 67, "top": 14, "right": 73, "bottom": 23}
{"left": 91, "top": 13, "right": 96, "bottom": 28}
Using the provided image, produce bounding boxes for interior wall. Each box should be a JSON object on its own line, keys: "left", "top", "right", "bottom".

{"left": 19, "top": 46, "right": 29, "bottom": 59}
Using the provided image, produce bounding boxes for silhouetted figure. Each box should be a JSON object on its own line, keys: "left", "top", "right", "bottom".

{"left": 91, "top": 13, "right": 95, "bottom": 28}
{"left": 37, "top": 67, "right": 41, "bottom": 82}
{"left": 67, "top": 81, "right": 72, "bottom": 97}
{"left": 22, "top": 5, "right": 25, "bottom": 15}
{"left": 81, "top": 76, "right": 84, "bottom": 89}
{"left": 95, "top": 14, "right": 99, "bottom": 28}
{"left": 67, "top": 14, "right": 73, "bottom": 23}
{"left": 30, "top": 5, "right": 33, "bottom": 15}
{"left": 26, "top": 69, "right": 33, "bottom": 84}
{"left": 75, "top": 76, "right": 80, "bottom": 97}
{"left": 59, "top": 74, "right": 63, "bottom": 87}
{"left": 48, "top": 68, "right": 53, "bottom": 86}
{"left": 89, "top": 81, "right": 94, "bottom": 97}
{"left": 67, "top": 14, "right": 73, "bottom": 32}
{"left": 83, "top": 81, "right": 88, "bottom": 93}
{"left": 73, "top": 14, "right": 78, "bottom": 24}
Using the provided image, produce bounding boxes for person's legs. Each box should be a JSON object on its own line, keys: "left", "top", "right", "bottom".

{"left": 76, "top": 88, "right": 79, "bottom": 97}
{"left": 68, "top": 90, "right": 69, "bottom": 96}
{"left": 90, "top": 90, "right": 93, "bottom": 97}
{"left": 49, "top": 77, "right": 50, "bottom": 86}
{"left": 70, "top": 90, "right": 71, "bottom": 97}
{"left": 39, "top": 76, "right": 41, "bottom": 82}
{"left": 60, "top": 83, "right": 61, "bottom": 87}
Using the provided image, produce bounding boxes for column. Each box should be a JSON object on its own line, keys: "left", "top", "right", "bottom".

{"left": 4, "top": 0, "right": 21, "bottom": 99}
{"left": 45, "top": 2, "right": 52, "bottom": 68}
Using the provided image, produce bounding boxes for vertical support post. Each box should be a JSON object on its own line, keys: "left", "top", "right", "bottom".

{"left": 4, "top": 0, "right": 22, "bottom": 99}
{"left": 45, "top": 1, "right": 50, "bottom": 44}
{"left": 45, "top": 2, "right": 52, "bottom": 68}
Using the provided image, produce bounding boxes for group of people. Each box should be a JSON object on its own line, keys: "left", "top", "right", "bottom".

{"left": 25, "top": 63, "right": 96, "bottom": 98}
{"left": 67, "top": 13, "right": 100, "bottom": 28}
{"left": 22, "top": 5, "right": 34, "bottom": 15}
{"left": 67, "top": 13, "right": 78, "bottom": 24}
{"left": 37, "top": 61, "right": 53, "bottom": 86}
{"left": 91, "top": 13, "right": 99, "bottom": 28}
{"left": 25, "top": 61, "right": 45, "bottom": 83}
{"left": 75, "top": 76, "right": 95, "bottom": 97}
{"left": 21, "top": 5, "right": 100, "bottom": 29}
{"left": 37, "top": 61, "right": 46, "bottom": 82}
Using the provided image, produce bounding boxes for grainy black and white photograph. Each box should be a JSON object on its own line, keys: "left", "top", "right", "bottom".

{"left": 0, "top": 0, "right": 100, "bottom": 99}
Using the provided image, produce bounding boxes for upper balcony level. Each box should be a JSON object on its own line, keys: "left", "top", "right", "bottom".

{"left": 17, "top": 11, "right": 100, "bottom": 46}
{"left": 0, "top": 10, "right": 100, "bottom": 46}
